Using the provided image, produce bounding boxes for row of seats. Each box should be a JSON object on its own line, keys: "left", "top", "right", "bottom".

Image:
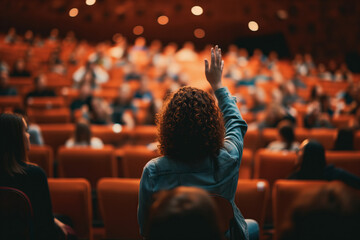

{"left": 29, "top": 145, "right": 360, "bottom": 186}
{"left": 21, "top": 123, "right": 360, "bottom": 155}
{"left": 47, "top": 178, "right": 358, "bottom": 240}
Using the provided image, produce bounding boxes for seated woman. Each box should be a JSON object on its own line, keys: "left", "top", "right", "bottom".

{"left": 0, "top": 113, "right": 71, "bottom": 240}
{"left": 267, "top": 120, "right": 300, "bottom": 151}
{"left": 146, "top": 186, "right": 223, "bottom": 240}
{"left": 289, "top": 140, "right": 360, "bottom": 189}
{"left": 138, "top": 46, "right": 250, "bottom": 239}
{"left": 65, "top": 119, "right": 104, "bottom": 149}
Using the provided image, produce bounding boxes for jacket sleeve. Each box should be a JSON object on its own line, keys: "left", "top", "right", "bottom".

{"left": 215, "top": 87, "right": 248, "bottom": 159}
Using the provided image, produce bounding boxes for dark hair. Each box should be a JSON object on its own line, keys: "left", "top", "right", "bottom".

{"left": 0, "top": 113, "right": 27, "bottom": 176}
{"left": 280, "top": 182, "right": 360, "bottom": 240}
{"left": 298, "top": 140, "right": 326, "bottom": 179}
{"left": 74, "top": 121, "right": 91, "bottom": 145}
{"left": 157, "top": 86, "right": 225, "bottom": 162}
{"left": 278, "top": 121, "right": 295, "bottom": 150}
{"left": 333, "top": 128, "right": 354, "bottom": 151}
{"left": 146, "top": 186, "right": 223, "bottom": 240}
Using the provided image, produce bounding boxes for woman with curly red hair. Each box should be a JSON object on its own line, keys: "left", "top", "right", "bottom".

{"left": 138, "top": 46, "right": 249, "bottom": 239}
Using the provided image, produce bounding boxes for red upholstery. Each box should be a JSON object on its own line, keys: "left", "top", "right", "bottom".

{"left": 239, "top": 148, "right": 253, "bottom": 179}
{"left": 28, "top": 145, "right": 54, "bottom": 177}
{"left": 309, "top": 129, "right": 337, "bottom": 150}
{"left": 26, "top": 96, "right": 66, "bottom": 109}
{"left": 326, "top": 151, "right": 360, "bottom": 176}
{"left": 272, "top": 180, "right": 330, "bottom": 240}
{"left": 39, "top": 124, "right": 74, "bottom": 154}
{"left": 57, "top": 146, "right": 117, "bottom": 188}
{"left": 28, "top": 108, "right": 71, "bottom": 124}
{"left": 0, "top": 96, "right": 23, "bottom": 111}
{"left": 48, "top": 178, "right": 92, "bottom": 240}
{"left": 132, "top": 125, "right": 157, "bottom": 145}
{"left": 97, "top": 178, "right": 141, "bottom": 240}
{"left": 235, "top": 179, "right": 270, "bottom": 231}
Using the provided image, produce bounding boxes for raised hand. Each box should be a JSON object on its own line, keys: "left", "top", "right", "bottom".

{"left": 205, "top": 45, "right": 224, "bottom": 91}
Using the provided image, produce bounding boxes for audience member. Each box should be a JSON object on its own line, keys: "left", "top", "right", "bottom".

{"left": 138, "top": 46, "right": 250, "bottom": 239}
{"left": 267, "top": 120, "right": 300, "bottom": 151}
{"left": 0, "top": 113, "right": 73, "bottom": 240}
{"left": 73, "top": 61, "right": 109, "bottom": 89}
{"left": 0, "top": 69, "right": 17, "bottom": 96}
{"left": 10, "top": 59, "right": 31, "bottom": 77}
{"left": 70, "top": 82, "right": 93, "bottom": 121}
{"left": 13, "top": 108, "right": 44, "bottom": 145}
{"left": 289, "top": 140, "right": 360, "bottom": 189}
{"left": 25, "top": 74, "right": 56, "bottom": 103}
{"left": 65, "top": 119, "right": 103, "bottom": 148}
{"left": 333, "top": 128, "right": 354, "bottom": 151}
{"left": 280, "top": 182, "right": 360, "bottom": 240}
{"left": 145, "top": 186, "right": 223, "bottom": 240}
{"left": 111, "top": 83, "right": 136, "bottom": 126}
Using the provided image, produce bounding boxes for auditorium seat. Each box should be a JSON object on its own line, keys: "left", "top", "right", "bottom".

{"left": 131, "top": 125, "right": 157, "bottom": 145}
{"left": 354, "top": 131, "right": 360, "bottom": 150}
{"left": 331, "top": 115, "right": 354, "bottom": 129}
{"left": 0, "top": 96, "right": 23, "bottom": 111}
{"left": 243, "top": 129, "right": 260, "bottom": 151}
{"left": 235, "top": 179, "right": 270, "bottom": 232}
{"left": 117, "top": 145, "right": 160, "bottom": 178}
{"left": 272, "top": 180, "right": 330, "bottom": 240}
{"left": 26, "top": 96, "right": 66, "bottom": 109}
{"left": 97, "top": 178, "right": 141, "bottom": 240}
{"left": 254, "top": 149, "right": 297, "bottom": 187}
{"left": 239, "top": 148, "right": 253, "bottom": 179}
{"left": 326, "top": 151, "right": 360, "bottom": 176}
{"left": 48, "top": 178, "right": 93, "bottom": 240}
{"left": 91, "top": 124, "right": 131, "bottom": 147}
{"left": 57, "top": 146, "right": 117, "bottom": 188}
{"left": 39, "top": 124, "right": 74, "bottom": 154}
{"left": 27, "top": 108, "right": 71, "bottom": 124}
{"left": 309, "top": 129, "right": 337, "bottom": 150}
{"left": 28, "top": 145, "right": 54, "bottom": 177}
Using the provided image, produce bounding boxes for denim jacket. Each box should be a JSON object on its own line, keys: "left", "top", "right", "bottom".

{"left": 138, "top": 87, "right": 249, "bottom": 239}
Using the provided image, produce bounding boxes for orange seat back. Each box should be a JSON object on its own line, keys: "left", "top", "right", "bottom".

{"left": 97, "top": 178, "right": 141, "bottom": 240}
{"left": 28, "top": 108, "right": 71, "bottom": 124}
{"left": 48, "top": 178, "right": 92, "bottom": 240}
{"left": 239, "top": 148, "right": 253, "bottom": 179}
{"left": 132, "top": 126, "right": 157, "bottom": 145}
{"left": 28, "top": 145, "right": 54, "bottom": 177}
{"left": 57, "top": 146, "right": 117, "bottom": 188}
{"left": 235, "top": 179, "right": 270, "bottom": 231}
{"left": 326, "top": 151, "right": 360, "bottom": 176}
{"left": 272, "top": 180, "right": 329, "bottom": 240}
{"left": 309, "top": 129, "right": 337, "bottom": 150}
{"left": 26, "top": 96, "right": 66, "bottom": 109}
{"left": 40, "top": 124, "right": 74, "bottom": 154}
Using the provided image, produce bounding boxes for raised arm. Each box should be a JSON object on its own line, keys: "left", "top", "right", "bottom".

{"left": 205, "top": 45, "right": 247, "bottom": 155}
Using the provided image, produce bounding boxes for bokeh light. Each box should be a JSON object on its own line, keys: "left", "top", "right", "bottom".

{"left": 133, "top": 25, "right": 144, "bottom": 35}
{"left": 157, "top": 15, "right": 169, "bottom": 25}
{"left": 194, "top": 28, "right": 205, "bottom": 38}
{"left": 191, "top": 6, "right": 203, "bottom": 16}
{"left": 86, "top": 0, "right": 96, "bottom": 6}
{"left": 69, "top": 8, "right": 79, "bottom": 17}
{"left": 112, "top": 124, "right": 122, "bottom": 133}
{"left": 248, "top": 21, "right": 259, "bottom": 31}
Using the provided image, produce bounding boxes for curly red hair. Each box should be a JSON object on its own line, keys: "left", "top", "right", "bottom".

{"left": 157, "top": 86, "right": 225, "bottom": 162}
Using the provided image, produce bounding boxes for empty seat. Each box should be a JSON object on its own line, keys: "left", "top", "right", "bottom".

{"left": 309, "top": 129, "right": 337, "bottom": 150}
{"left": 254, "top": 149, "right": 297, "bottom": 187}
{"left": 39, "top": 124, "right": 74, "bottom": 154}
{"left": 326, "top": 151, "right": 360, "bottom": 176}
{"left": 239, "top": 148, "right": 253, "bottom": 179}
{"left": 331, "top": 115, "right": 354, "bottom": 129}
{"left": 48, "top": 178, "right": 92, "bottom": 240}
{"left": 132, "top": 125, "right": 157, "bottom": 145}
{"left": 28, "top": 108, "right": 71, "bottom": 124}
{"left": 97, "top": 178, "right": 141, "bottom": 240}
{"left": 26, "top": 96, "right": 66, "bottom": 109}
{"left": 28, "top": 145, "right": 54, "bottom": 177}
{"left": 0, "top": 96, "right": 23, "bottom": 111}
{"left": 91, "top": 124, "right": 131, "bottom": 147}
{"left": 272, "top": 180, "right": 329, "bottom": 240}
{"left": 118, "top": 145, "right": 160, "bottom": 178}
{"left": 235, "top": 179, "right": 270, "bottom": 232}
{"left": 244, "top": 129, "right": 260, "bottom": 151}
{"left": 57, "top": 146, "right": 117, "bottom": 188}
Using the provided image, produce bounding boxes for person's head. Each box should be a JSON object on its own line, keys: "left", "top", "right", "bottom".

{"left": 0, "top": 113, "right": 29, "bottom": 176}
{"left": 74, "top": 119, "right": 91, "bottom": 145}
{"left": 34, "top": 74, "right": 47, "bottom": 90}
{"left": 280, "top": 182, "right": 360, "bottom": 240}
{"left": 277, "top": 120, "right": 295, "bottom": 150}
{"left": 146, "top": 186, "right": 223, "bottom": 240}
{"left": 157, "top": 86, "right": 225, "bottom": 162}
{"left": 334, "top": 128, "right": 354, "bottom": 151}
{"left": 296, "top": 140, "right": 326, "bottom": 179}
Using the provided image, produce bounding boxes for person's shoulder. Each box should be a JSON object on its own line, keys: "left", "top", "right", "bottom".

{"left": 24, "top": 163, "right": 48, "bottom": 180}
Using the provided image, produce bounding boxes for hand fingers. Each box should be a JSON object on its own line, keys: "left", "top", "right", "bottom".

{"left": 211, "top": 47, "right": 215, "bottom": 67}
{"left": 217, "top": 47, "right": 222, "bottom": 66}
{"left": 221, "top": 60, "right": 224, "bottom": 71}
{"left": 204, "top": 59, "right": 209, "bottom": 73}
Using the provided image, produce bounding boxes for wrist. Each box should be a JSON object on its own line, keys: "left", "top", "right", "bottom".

{"left": 211, "top": 83, "right": 224, "bottom": 91}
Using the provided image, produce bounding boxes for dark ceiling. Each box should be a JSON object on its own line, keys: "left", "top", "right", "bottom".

{"left": 1, "top": 0, "right": 360, "bottom": 61}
